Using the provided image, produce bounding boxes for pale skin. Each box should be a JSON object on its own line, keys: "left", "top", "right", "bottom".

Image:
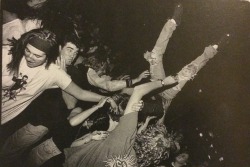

{"left": 70, "top": 131, "right": 109, "bottom": 147}
{"left": 24, "top": 43, "right": 118, "bottom": 110}
{"left": 70, "top": 100, "right": 144, "bottom": 147}
{"left": 69, "top": 98, "right": 144, "bottom": 127}
{"left": 69, "top": 75, "right": 177, "bottom": 148}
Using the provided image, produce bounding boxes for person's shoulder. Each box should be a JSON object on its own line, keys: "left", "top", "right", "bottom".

{"left": 48, "top": 63, "right": 61, "bottom": 70}
{"left": 47, "top": 63, "right": 67, "bottom": 74}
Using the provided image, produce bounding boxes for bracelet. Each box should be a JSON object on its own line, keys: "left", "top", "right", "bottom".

{"left": 125, "top": 79, "right": 130, "bottom": 87}
{"left": 158, "top": 79, "right": 165, "bottom": 87}
{"left": 129, "top": 79, "right": 132, "bottom": 87}
{"left": 126, "top": 79, "right": 133, "bottom": 88}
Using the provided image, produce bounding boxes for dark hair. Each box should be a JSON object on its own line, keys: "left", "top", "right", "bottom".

{"left": 7, "top": 28, "right": 58, "bottom": 75}
{"left": 87, "top": 94, "right": 129, "bottom": 130}
{"left": 61, "top": 33, "right": 81, "bottom": 49}
{"left": 88, "top": 108, "right": 109, "bottom": 132}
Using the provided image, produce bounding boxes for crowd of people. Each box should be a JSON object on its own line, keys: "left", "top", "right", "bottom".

{"left": 1, "top": 0, "right": 233, "bottom": 167}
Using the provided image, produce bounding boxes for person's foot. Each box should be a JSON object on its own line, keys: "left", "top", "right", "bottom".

{"left": 172, "top": 3, "right": 183, "bottom": 26}
{"left": 215, "top": 33, "right": 231, "bottom": 50}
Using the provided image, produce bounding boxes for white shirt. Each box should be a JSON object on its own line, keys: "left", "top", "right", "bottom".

{"left": 1, "top": 46, "right": 72, "bottom": 124}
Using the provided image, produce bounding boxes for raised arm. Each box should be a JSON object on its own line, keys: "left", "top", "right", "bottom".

{"left": 87, "top": 68, "right": 150, "bottom": 92}
{"left": 64, "top": 81, "right": 117, "bottom": 110}
{"left": 124, "top": 76, "right": 177, "bottom": 115}
{"left": 64, "top": 81, "right": 105, "bottom": 102}
{"left": 69, "top": 97, "right": 109, "bottom": 126}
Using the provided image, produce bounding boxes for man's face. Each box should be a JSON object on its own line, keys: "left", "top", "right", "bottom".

{"left": 24, "top": 43, "right": 47, "bottom": 68}
{"left": 60, "top": 42, "right": 79, "bottom": 66}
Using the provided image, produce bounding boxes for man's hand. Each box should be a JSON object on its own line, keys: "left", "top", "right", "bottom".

{"left": 56, "top": 55, "right": 66, "bottom": 71}
{"left": 107, "top": 97, "right": 118, "bottom": 113}
{"left": 138, "top": 70, "right": 150, "bottom": 81}
{"left": 132, "top": 100, "right": 144, "bottom": 112}
{"left": 96, "top": 97, "right": 109, "bottom": 108}
{"left": 146, "top": 115, "right": 157, "bottom": 122}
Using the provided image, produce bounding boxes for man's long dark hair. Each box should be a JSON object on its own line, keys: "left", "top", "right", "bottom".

{"left": 7, "top": 28, "right": 58, "bottom": 75}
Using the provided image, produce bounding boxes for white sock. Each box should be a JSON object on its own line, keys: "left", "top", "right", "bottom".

{"left": 212, "top": 45, "right": 218, "bottom": 50}
{"left": 170, "top": 19, "right": 177, "bottom": 25}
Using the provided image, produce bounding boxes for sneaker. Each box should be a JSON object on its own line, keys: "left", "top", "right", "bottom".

{"left": 216, "top": 33, "right": 231, "bottom": 50}
{"left": 172, "top": 3, "right": 183, "bottom": 26}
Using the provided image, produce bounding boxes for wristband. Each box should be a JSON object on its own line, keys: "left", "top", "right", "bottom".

{"left": 126, "top": 79, "right": 132, "bottom": 88}
{"left": 126, "top": 79, "right": 130, "bottom": 87}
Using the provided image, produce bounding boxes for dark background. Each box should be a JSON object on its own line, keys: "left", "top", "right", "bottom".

{"left": 71, "top": 0, "right": 250, "bottom": 166}
{"left": 2, "top": 0, "right": 250, "bottom": 166}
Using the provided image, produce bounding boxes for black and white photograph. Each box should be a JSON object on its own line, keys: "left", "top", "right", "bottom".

{"left": 1, "top": 0, "right": 250, "bottom": 167}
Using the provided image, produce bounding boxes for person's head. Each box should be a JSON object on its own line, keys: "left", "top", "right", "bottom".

{"left": 175, "top": 152, "right": 189, "bottom": 166}
{"left": 82, "top": 109, "right": 110, "bottom": 131}
{"left": 7, "top": 28, "right": 58, "bottom": 75}
{"left": 84, "top": 46, "right": 109, "bottom": 76}
{"left": 82, "top": 94, "right": 129, "bottom": 131}
{"left": 60, "top": 34, "right": 80, "bottom": 66}
{"left": 134, "top": 124, "right": 174, "bottom": 167}
{"left": 109, "top": 93, "right": 130, "bottom": 121}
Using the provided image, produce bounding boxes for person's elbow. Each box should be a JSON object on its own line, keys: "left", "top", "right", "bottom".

{"left": 69, "top": 119, "right": 78, "bottom": 127}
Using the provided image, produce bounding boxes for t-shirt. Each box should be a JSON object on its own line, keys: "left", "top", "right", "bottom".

{"left": 63, "top": 112, "right": 138, "bottom": 167}
{"left": 2, "top": 19, "right": 25, "bottom": 45}
{"left": 1, "top": 46, "right": 72, "bottom": 124}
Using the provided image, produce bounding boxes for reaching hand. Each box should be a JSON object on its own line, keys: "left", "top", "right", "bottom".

{"left": 138, "top": 70, "right": 150, "bottom": 81}
{"left": 146, "top": 115, "right": 157, "bottom": 121}
{"left": 97, "top": 97, "right": 109, "bottom": 108}
{"left": 91, "top": 131, "right": 109, "bottom": 140}
{"left": 56, "top": 55, "right": 66, "bottom": 71}
{"left": 132, "top": 100, "right": 144, "bottom": 112}
{"left": 119, "top": 75, "right": 131, "bottom": 80}
{"left": 107, "top": 98, "right": 118, "bottom": 113}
